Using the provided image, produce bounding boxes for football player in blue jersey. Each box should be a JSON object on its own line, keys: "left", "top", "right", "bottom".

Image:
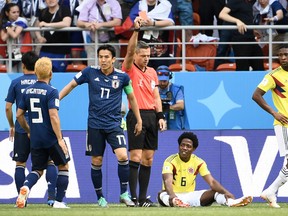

{"left": 5, "top": 51, "right": 58, "bottom": 206}
{"left": 60, "top": 44, "right": 142, "bottom": 207}
{"left": 15, "top": 57, "right": 70, "bottom": 209}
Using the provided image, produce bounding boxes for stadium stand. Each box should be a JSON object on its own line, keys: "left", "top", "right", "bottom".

{"left": 216, "top": 63, "right": 236, "bottom": 71}
{"left": 169, "top": 38, "right": 217, "bottom": 72}
{"left": 66, "top": 63, "right": 87, "bottom": 72}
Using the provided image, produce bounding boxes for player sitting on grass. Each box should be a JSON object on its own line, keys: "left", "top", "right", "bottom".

{"left": 157, "top": 132, "right": 253, "bottom": 207}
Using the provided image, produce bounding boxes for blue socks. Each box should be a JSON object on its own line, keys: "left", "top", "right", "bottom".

{"left": 90, "top": 160, "right": 130, "bottom": 199}
{"left": 46, "top": 163, "right": 58, "bottom": 200}
{"left": 118, "top": 160, "right": 129, "bottom": 194}
{"left": 23, "top": 171, "right": 40, "bottom": 189}
{"left": 56, "top": 170, "right": 69, "bottom": 202}
{"left": 15, "top": 165, "right": 25, "bottom": 193}
{"left": 91, "top": 164, "right": 103, "bottom": 200}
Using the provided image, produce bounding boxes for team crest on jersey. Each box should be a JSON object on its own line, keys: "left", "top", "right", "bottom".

{"left": 188, "top": 167, "right": 194, "bottom": 174}
{"left": 112, "top": 80, "right": 120, "bottom": 89}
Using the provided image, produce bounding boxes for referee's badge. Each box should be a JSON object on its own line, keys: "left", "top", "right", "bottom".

{"left": 112, "top": 80, "right": 120, "bottom": 89}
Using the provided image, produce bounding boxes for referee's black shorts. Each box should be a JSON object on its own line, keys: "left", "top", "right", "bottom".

{"left": 126, "top": 109, "right": 158, "bottom": 151}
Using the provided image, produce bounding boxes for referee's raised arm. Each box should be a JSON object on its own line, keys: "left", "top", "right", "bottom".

{"left": 122, "top": 17, "right": 143, "bottom": 71}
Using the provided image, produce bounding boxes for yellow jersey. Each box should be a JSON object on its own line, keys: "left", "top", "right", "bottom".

{"left": 162, "top": 153, "right": 210, "bottom": 193}
{"left": 257, "top": 67, "right": 288, "bottom": 126}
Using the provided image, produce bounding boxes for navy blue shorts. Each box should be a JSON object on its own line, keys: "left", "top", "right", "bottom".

{"left": 126, "top": 110, "right": 158, "bottom": 151}
{"left": 31, "top": 141, "right": 70, "bottom": 171}
{"left": 86, "top": 126, "right": 127, "bottom": 156}
{"left": 13, "top": 132, "right": 30, "bottom": 162}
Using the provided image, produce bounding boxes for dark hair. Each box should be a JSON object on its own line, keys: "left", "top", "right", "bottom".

{"left": 178, "top": 132, "right": 199, "bottom": 149}
{"left": 136, "top": 40, "right": 150, "bottom": 53}
{"left": 97, "top": 44, "right": 116, "bottom": 58}
{"left": 21, "top": 51, "right": 39, "bottom": 71}
{"left": 0, "top": 3, "right": 20, "bottom": 29}
{"left": 278, "top": 44, "right": 288, "bottom": 50}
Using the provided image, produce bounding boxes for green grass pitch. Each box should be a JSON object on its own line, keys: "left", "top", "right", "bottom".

{"left": 1, "top": 203, "right": 288, "bottom": 216}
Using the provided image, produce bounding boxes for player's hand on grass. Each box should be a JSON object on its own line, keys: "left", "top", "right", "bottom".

{"left": 170, "top": 197, "right": 189, "bottom": 208}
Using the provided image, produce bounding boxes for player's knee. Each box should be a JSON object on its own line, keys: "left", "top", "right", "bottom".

{"left": 200, "top": 190, "right": 215, "bottom": 206}
{"left": 141, "top": 150, "right": 155, "bottom": 166}
{"left": 118, "top": 156, "right": 128, "bottom": 162}
{"left": 16, "top": 161, "right": 26, "bottom": 167}
{"left": 130, "top": 150, "right": 142, "bottom": 162}
{"left": 58, "top": 163, "right": 69, "bottom": 171}
{"left": 141, "top": 157, "right": 154, "bottom": 166}
{"left": 157, "top": 191, "right": 169, "bottom": 207}
{"left": 47, "top": 160, "right": 55, "bottom": 165}
{"left": 115, "top": 149, "right": 128, "bottom": 161}
{"left": 91, "top": 156, "right": 103, "bottom": 165}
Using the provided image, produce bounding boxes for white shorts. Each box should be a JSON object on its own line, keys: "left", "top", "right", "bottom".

{"left": 159, "top": 190, "right": 207, "bottom": 207}
{"left": 274, "top": 125, "right": 288, "bottom": 157}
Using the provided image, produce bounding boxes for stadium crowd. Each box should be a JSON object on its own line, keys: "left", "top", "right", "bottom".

{"left": 0, "top": 0, "right": 286, "bottom": 73}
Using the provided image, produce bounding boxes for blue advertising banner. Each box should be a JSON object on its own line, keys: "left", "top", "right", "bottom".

{"left": 0, "top": 130, "right": 287, "bottom": 204}
{"left": 0, "top": 72, "right": 275, "bottom": 131}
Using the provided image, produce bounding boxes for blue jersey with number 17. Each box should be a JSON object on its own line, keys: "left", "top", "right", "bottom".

{"left": 18, "top": 81, "right": 60, "bottom": 149}
{"left": 74, "top": 66, "right": 130, "bottom": 129}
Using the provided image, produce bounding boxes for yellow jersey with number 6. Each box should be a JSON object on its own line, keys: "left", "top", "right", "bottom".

{"left": 162, "top": 153, "right": 210, "bottom": 193}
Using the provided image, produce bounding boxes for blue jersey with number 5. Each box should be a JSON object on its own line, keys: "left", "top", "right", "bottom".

{"left": 18, "top": 81, "right": 60, "bottom": 149}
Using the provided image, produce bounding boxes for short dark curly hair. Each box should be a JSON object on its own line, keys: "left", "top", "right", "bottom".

{"left": 177, "top": 132, "right": 199, "bottom": 149}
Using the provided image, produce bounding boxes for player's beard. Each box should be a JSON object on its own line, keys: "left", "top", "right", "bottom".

{"left": 281, "top": 62, "right": 288, "bottom": 71}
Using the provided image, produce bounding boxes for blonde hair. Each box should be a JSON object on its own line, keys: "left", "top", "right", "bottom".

{"left": 35, "top": 57, "right": 52, "bottom": 79}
